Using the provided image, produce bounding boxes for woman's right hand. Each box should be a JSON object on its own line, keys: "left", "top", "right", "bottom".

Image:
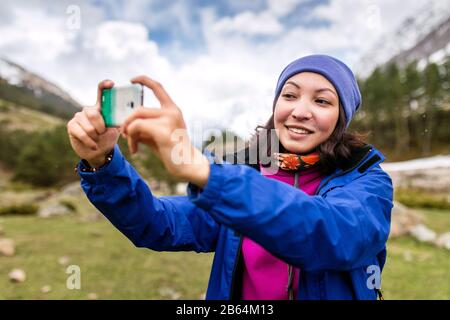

{"left": 67, "top": 80, "right": 120, "bottom": 168}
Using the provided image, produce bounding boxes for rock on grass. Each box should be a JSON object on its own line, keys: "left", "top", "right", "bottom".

{"left": 409, "top": 224, "right": 437, "bottom": 243}
{"left": 9, "top": 268, "right": 26, "bottom": 283}
{"left": 41, "top": 285, "right": 52, "bottom": 293}
{"left": 0, "top": 238, "right": 15, "bottom": 256}
{"left": 435, "top": 232, "right": 450, "bottom": 250}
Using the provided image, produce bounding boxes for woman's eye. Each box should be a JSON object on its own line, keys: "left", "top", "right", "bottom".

{"left": 282, "top": 93, "right": 296, "bottom": 99}
{"left": 316, "top": 99, "right": 330, "bottom": 105}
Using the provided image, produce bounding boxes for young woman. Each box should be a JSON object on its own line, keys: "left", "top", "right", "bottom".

{"left": 67, "top": 54, "right": 393, "bottom": 300}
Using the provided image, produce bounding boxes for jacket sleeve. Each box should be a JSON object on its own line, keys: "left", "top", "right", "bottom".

{"left": 78, "top": 144, "right": 220, "bottom": 253}
{"left": 187, "top": 162, "right": 393, "bottom": 271}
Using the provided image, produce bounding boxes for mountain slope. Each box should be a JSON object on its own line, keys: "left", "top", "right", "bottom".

{"left": 0, "top": 98, "right": 64, "bottom": 132}
{"left": 357, "top": 0, "right": 450, "bottom": 77}
{"left": 0, "top": 57, "right": 81, "bottom": 119}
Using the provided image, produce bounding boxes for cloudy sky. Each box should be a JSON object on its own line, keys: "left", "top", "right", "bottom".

{"left": 0, "top": 0, "right": 438, "bottom": 140}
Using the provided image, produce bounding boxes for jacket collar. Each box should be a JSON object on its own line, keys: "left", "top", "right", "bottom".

{"left": 315, "top": 144, "right": 385, "bottom": 195}
{"left": 225, "top": 143, "right": 385, "bottom": 192}
{"left": 228, "top": 143, "right": 384, "bottom": 172}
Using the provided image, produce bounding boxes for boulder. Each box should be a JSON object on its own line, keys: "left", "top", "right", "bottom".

{"left": 41, "top": 285, "right": 52, "bottom": 293}
{"left": 382, "top": 156, "right": 450, "bottom": 193}
{"left": 37, "top": 203, "right": 71, "bottom": 218}
{"left": 389, "top": 201, "right": 423, "bottom": 238}
{"left": 435, "top": 232, "right": 450, "bottom": 250}
{"left": 0, "top": 238, "right": 15, "bottom": 256}
{"left": 159, "top": 287, "right": 181, "bottom": 300}
{"left": 87, "top": 293, "right": 98, "bottom": 300}
{"left": 409, "top": 224, "right": 437, "bottom": 243}
{"left": 58, "top": 256, "right": 70, "bottom": 266}
{"left": 9, "top": 268, "right": 26, "bottom": 283}
{"left": 60, "top": 182, "right": 83, "bottom": 197}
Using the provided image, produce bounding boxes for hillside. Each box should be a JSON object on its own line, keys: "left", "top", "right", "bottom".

{"left": 0, "top": 99, "right": 64, "bottom": 132}
{"left": 0, "top": 95, "right": 75, "bottom": 188}
{"left": 0, "top": 57, "right": 81, "bottom": 120}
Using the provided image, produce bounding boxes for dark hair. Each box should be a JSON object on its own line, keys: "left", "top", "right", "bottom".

{"left": 246, "top": 104, "right": 367, "bottom": 175}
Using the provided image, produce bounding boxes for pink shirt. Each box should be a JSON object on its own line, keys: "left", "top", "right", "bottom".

{"left": 241, "top": 164, "right": 324, "bottom": 300}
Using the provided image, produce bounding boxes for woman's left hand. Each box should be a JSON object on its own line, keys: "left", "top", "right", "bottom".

{"left": 121, "top": 76, "right": 210, "bottom": 188}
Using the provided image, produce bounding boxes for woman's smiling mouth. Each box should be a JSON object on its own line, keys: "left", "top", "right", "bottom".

{"left": 285, "top": 125, "right": 314, "bottom": 137}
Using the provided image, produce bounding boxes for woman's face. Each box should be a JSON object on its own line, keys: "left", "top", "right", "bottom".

{"left": 274, "top": 72, "right": 340, "bottom": 154}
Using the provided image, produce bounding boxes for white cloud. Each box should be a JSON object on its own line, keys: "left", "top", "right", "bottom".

{"left": 84, "top": 21, "right": 158, "bottom": 61}
{"left": 0, "top": 0, "right": 442, "bottom": 141}
{"left": 209, "top": 0, "right": 310, "bottom": 37}
{"left": 169, "top": 53, "right": 275, "bottom": 136}
{"left": 59, "top": 20, "right": 173, "bottom": 108}
{"left": 212, "top": 11, "right": 283, "bottom": 36}
{"left": 0, "top": 7, "right": 74, "bottom": 62}
{"left": 267, "top": 0, "right": 309, "bottom": 17}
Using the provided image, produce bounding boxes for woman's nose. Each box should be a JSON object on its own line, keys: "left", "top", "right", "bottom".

{"left": 291, "top": 100, "right": 313, "bottom": 120}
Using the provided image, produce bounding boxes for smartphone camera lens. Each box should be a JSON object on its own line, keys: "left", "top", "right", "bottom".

{"left": 127, "top": 101, "right": 134, "bottom": 109}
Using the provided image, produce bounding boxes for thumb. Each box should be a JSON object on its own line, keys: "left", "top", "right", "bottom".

{"left": 96, "top": 80, "right": 115, "bottom": 111}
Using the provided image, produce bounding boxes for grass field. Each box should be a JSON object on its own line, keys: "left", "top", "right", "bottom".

{"left": 0, "top": 207, "right": 449, "bottom": 300}
{"left": 0, "top": 214, "right": 213, "bottom": 299}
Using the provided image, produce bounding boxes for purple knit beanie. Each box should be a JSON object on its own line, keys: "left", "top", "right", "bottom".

{"left": 274, "top": 54, "right": 361, "bottom": 127}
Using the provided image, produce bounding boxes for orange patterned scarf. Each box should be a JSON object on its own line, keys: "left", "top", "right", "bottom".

{"left": 273, "top": 151, "right": 320, "bottom": 171}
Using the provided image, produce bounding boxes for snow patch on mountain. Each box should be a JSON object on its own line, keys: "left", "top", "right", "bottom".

{"left": 0, "top": 56, "right": 81, "bottom": 108}
{"left": 357, "top": 0, "right": 450, "bottom": 77}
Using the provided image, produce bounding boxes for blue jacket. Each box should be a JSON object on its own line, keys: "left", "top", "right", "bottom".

{"left": 78, "top": 144, "right": 393, "bottom": 300}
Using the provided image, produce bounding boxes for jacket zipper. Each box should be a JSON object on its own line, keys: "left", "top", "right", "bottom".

{"left": 286, "top": 170, "right": 300, "bottom": 300}
{"left": 229, "top": 235, "right": 243, "bottom": 300}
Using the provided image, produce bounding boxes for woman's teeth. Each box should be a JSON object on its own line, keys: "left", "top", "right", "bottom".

{"left": 288, "top": 127, "right": 311, "bottom": 134}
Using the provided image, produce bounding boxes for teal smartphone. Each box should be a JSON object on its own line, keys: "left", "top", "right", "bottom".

{"left": 101, "top": 84, "right": 144, "bottom": 127}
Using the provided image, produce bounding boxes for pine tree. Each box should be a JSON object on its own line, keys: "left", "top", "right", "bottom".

{"left": 388, "top": 63, "right": 409, "bottom": 155}
{"left": 422, "top": 62, "right": 441, "bottom": 155}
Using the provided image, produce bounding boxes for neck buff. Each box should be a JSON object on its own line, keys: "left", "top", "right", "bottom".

{"left": 273, "top": 151, "right": 320, "bottom": 171}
